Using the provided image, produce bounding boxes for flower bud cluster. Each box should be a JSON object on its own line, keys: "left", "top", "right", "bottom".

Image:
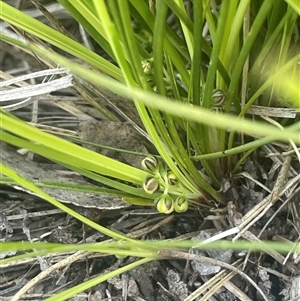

{"left": 141, "top": 156, "right": 189, "bottom": 214}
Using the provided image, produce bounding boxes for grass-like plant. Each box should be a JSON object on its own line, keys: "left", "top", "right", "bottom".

{"left": 1, "top": 1, "right": 299, "bottom": 300}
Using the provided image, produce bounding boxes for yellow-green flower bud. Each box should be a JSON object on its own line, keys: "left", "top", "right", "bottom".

{"left": 167, "top": 171, "right": 178, "bottom": 186}
{"left": 143, "top": 176, "right": 159, "bottom": 194}
{"left": 142, "top": 60, "right": 152, "bottom": 75}
{"left": 174, "top": 196, "right": 189, "bottom": 213}
{"left": 141, "top": 156, "right": 158, "bottom": 173}
{"left": 155, "top": 194, "right": 174, "bottom": 214}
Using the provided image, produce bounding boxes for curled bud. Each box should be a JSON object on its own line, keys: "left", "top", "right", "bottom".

{"left": 141, "top": 156, "right": 158, "bottom": 173}
{"left": 174, "top": 196, "right": 189, "bottom": 213}
{"left": 155, "top": 194, "right": 174, "bottom": 214}
{"left": 212, "top": 89, "right": 225, "bottom": 106}
{"left": 167, "top": 171, "right": 178, "bottom": 186}
{"left": 142, "top": 176, "right": 159, "bottom": 194}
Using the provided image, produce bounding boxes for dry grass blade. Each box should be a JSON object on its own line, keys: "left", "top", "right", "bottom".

{"left": 258, "top": 185, "right": 300, "bottom": 243}
{"left": 233, "top": 148, "right": 295, "bottom": 241}
{"left": 127, "top": 215, "right": 175, "bottom": 238}
{"left": 227, "top": 200, "right": 297, "bottom": 273}
{"left": 10, "top": 251, "right": 91, "bottom": 301}
{"left": 28, "top": 123, "right": 76, "bottom": 138}
{"left": 241, "top": 229, "right": 297, "bottom": 273}
{"left": 158, "top": 250, "right": 269, "bottom": 301}
{"left": 222, "top": 282, "right": 254, "bottom": 301}
{"left": 233, "top": 175, "right": 300, "bottom": 244}
{"left": 0, "top": 73, "right": 72, "bottom": 109}
{"left": 0, "top": 68, "right": 67, "bottom": 87}
{"left": 183, "top": 259, "right": 255, "bottom": 301}
{"left": 246, "top": 105, "right": 299, "bottom": 118}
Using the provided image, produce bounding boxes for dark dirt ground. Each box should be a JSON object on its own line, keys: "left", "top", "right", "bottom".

{"left": 1, "top": 1, "right": 300, "bottom": 301}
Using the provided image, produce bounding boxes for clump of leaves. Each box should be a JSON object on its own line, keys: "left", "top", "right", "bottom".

{"left": 1, "top": 1, "right": 299, "bottom": 213}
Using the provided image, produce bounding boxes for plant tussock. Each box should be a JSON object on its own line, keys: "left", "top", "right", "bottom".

{"left": 0, "top": 1, "right": 300, "bottom": 301}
